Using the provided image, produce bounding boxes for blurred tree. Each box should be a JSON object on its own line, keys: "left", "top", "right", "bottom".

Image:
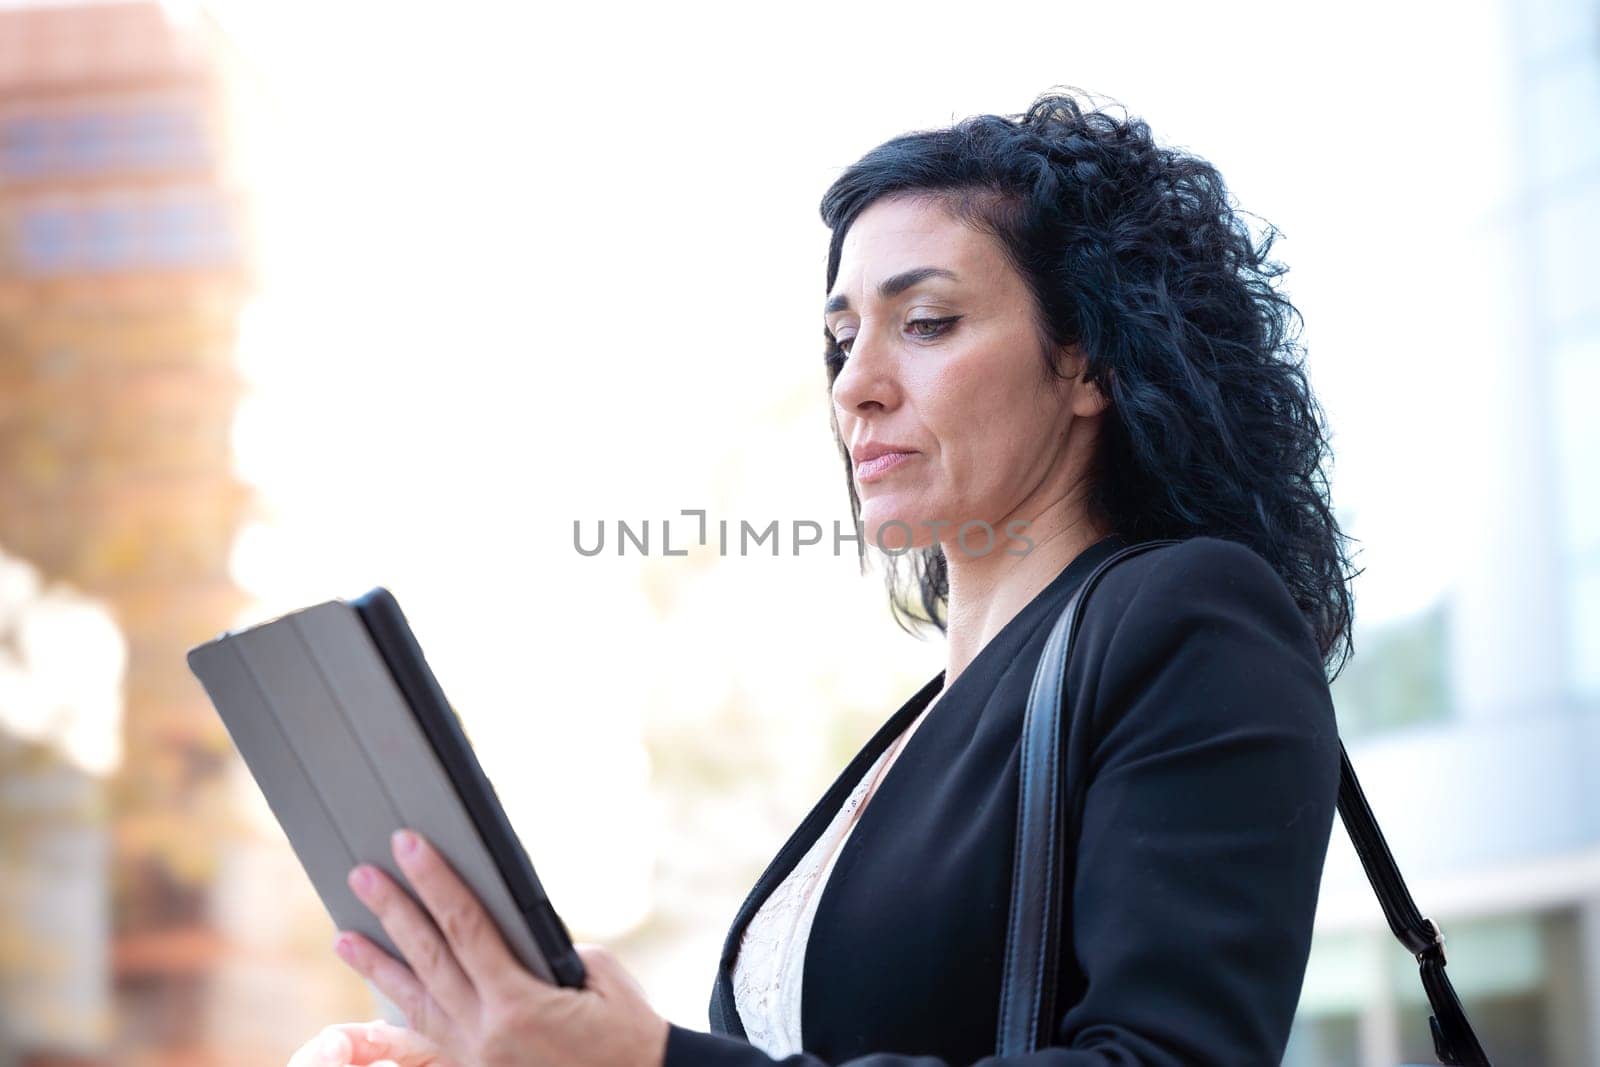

{"left": 1329, "top": 599, "right": 1455, "bottom": 738}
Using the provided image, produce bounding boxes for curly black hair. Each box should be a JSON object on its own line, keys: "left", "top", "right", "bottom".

{"left": 819, "top": 86, "right": 1360, "bottom": 682}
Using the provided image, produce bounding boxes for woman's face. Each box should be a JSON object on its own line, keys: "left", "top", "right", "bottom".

{"left": 826, "top": 194, "right": 1104, "bottom": 557}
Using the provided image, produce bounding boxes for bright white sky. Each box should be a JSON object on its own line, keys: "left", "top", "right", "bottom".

{"left": 188, "top": 0, "right": 1517, "bottom": 1007}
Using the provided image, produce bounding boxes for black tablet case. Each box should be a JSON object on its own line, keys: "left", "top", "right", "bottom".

{"left": 186, "top": 587, "right": 585, "bottom": 991}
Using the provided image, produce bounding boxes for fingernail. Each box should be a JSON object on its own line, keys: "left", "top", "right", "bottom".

{"left": 334, "top": 934, "right": 355, "bottom": 962}
{"left": 393, "top": 829, "right": 418, "bottom": 856}
{"left": 349, "top": 866, "right": 374, "bottom": 894}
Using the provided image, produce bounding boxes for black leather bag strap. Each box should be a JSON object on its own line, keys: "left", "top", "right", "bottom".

{"left": 1336, "top": 746, "right": 1491, "bottom": 1065}
{"left": 996, "top": 538, "right": 1176, "bottom": 1054}
{"left": 995, "top": 538, "right": 1493, "bottom": 1066}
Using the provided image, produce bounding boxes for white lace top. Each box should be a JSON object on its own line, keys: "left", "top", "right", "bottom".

{"left": 731, "top": 693, "right": 940, "bottom": 1058}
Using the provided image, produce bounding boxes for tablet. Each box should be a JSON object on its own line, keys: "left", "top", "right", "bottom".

{"left": 186, "top": 587, "right": 586, "bottom": 992}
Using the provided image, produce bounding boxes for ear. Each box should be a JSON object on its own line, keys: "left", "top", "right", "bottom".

{"left": 1058, "top": 345, "right": 1111, "bottom": 419}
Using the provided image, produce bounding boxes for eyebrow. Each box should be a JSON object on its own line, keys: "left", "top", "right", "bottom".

{"left": 824, "top": 266, "right": 960, "bottom": 317}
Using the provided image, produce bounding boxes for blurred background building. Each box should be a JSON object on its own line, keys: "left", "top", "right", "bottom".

{"left": 0, "top": 3, "right": 347, "bottom": 1064}
{"left": 0, "top": 0, "right": 1594, "bottom": 1065}
{"left": 1284, "top": 0, "right": 1600, "bottom": 1062}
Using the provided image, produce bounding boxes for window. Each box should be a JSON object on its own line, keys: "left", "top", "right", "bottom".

{"left": 1551, "top": 330, "right": 1600, "bottom": 697}
{"left": 17, "top": 205, "right": 76, "bottom": 273}
{"left": 0, "top": 117, "right": 50, "bottom": 178}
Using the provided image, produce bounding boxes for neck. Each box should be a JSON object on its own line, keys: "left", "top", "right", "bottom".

{"left": 939, "top": 502, "right": 1110, "bottom": 692}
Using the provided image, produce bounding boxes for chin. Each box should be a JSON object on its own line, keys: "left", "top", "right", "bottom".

{"left": 859, "top": 502, "right": 941, "bottom": 556}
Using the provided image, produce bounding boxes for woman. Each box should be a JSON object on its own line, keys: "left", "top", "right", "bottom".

{"left": 291, "top": 87, "right": 1354, "bottom": 1067}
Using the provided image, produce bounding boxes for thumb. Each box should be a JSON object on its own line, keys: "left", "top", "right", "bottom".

{"left": 314, "top": 1019, "right": 434, "bottom": 1065}
{"left": 288, "top": 1025, "right": 350, "bottom": 1067}
{"left": 350, "top": 1019, "right": 443, "bottom": 1063}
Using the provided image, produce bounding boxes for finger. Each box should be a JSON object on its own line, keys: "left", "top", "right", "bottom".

{"left": 333, "top": 930, "right": 455, "bottom": 1051}
{"left": 347, "top": 862, "right": 479, "bottom": 1022}
{"left": 575, "top": 943, "right": 648, "bottom": 1001}
{"left": 390, "top": 828, "right": 520, "bottom": 989}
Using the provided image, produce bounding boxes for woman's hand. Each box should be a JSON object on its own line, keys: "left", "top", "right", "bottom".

{"left": 334, "top": 828, "right": 670, "bottom": 1067}
{"left": 287, "top": 1018, "right": 457, "bottom": 1066}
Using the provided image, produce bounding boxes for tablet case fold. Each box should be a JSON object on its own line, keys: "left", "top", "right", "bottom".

{"left": 187, "top": 588, "right": 584, "bottom": 991}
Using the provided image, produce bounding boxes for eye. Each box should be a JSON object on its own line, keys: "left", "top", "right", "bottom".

{"left": 826, "top": 316, "right": 959, "bottom": 362}
{"left": 906, "top": 316, "right": 957, "bottom": 341}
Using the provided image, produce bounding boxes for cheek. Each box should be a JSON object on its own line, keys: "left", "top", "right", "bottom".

{"left": 916, "top": 356, "right": 994, "bottom": 443}
{"left": 925, "top": 380, "right": 1068, "bottom": 531}
{"left": 916, "top": 351, "right": 1038, "bottom": 478}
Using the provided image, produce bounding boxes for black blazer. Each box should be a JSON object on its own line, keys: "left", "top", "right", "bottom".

{"left": 663, "top": 533, "right": 1342, "bottom": 1066}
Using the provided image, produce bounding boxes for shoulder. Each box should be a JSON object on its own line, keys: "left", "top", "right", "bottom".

{"left": 1096, "top": 534, "right": 1294, "bottom": 605}
{"left": 1068, "top": 535, "right": 1331, "bottom": 731}
{"left": 1085, "top": 535, "right": 1312, "bottom": 651}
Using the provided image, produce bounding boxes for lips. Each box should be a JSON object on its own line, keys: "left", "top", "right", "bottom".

{"left": 851, "top": 441, "right": 917, "bottom": 464}
{"left": 855, "top": 450, "right": 918, "bottom": 481}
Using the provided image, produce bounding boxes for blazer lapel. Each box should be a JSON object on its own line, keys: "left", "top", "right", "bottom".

{"left": 709, "top": 671, "right": 947, "bottom": 1039}
{"left": 707, "top": 532, "right": 1134, "bottom": 1041}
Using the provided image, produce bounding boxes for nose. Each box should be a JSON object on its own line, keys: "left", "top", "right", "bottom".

{"left": 830, "top": 321, "right": 899, "bottom": 422}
